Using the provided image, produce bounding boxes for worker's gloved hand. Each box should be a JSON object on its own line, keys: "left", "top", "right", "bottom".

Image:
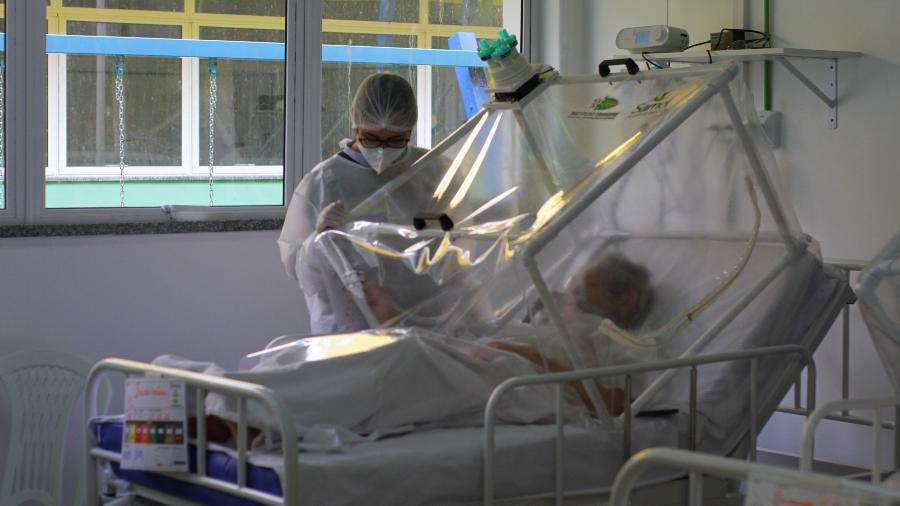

{"left": 315, "top": 201, "right": 346, "bottom": 233}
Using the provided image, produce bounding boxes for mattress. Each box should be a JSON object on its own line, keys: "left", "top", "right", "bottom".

{"left": 96, "top": 415, "right": 685, "bottom": 505}
{"left": 96, "top": 421, "right": 280, "bottom": 506}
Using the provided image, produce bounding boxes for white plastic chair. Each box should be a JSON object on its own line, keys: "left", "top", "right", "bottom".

{"left": 0, "top": 349, "right": 97, "bottom": 506}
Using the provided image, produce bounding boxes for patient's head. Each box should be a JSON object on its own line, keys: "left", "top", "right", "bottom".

{"left": 574, "top": 254, "right": 653, "bottom": 329}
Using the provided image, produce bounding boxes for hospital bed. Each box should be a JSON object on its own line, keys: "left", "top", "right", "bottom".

{"left": 794, "top": 230, "right": 900, "bottom": 483}
{"left": 607, "top": 232, "right": 900, "bottom": 506}
{"left": 609, "top": 447, "right": 900, "bottom": 506}
{"left": 84, "top": 59, "right": 856, "bottom": 505}
{"left": 84, "top": 272, "right": 847, "bottom": 506}
{"left": 84, "top": 333, "right": 836, "bottom": 506}
{"left": 608, "top": 393, "right": 900, "bottom": 506}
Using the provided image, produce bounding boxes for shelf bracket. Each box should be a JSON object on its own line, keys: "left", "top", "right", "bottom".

{"left": 776, "top": 56, "right": 838, "bottom": 129}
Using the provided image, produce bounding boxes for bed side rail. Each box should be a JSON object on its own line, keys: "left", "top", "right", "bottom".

{"left": 482, "top": 344, "right": 815, "bottom": 506}
{"left": 608, "top": 447, "right": 900, "bottom": 506}
{"left": 801, "top": 396, "right": 900, "bottom": 482}
{"left": 84, "top": 358, "right": 297, "bottom": 506}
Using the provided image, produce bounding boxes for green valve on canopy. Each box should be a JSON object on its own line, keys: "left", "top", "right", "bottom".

{"left": 478, "top": 29, "right": 520, "bottom": 62}
{"left": 477, "top": 38, "right": 495, "bottom": 60}
{"left": 491, "top": 43, "right": 508, "bottom": 59}
{"left": 498, "top": 29, "right": 517, "bottom": 47}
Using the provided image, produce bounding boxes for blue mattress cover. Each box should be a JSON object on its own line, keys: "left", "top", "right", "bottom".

{"left": 96, "top": 421, "right": 282, "bottom": 506}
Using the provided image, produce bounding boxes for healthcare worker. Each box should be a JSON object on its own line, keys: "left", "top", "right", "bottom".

{"left": 278, "top": 72, "right": 428, "bottom": 334}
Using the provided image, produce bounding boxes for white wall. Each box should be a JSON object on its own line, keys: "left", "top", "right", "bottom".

{"left": 761, "top": 0, "right": 900, "bottom": 258}
{"left": 532, "top": 0, "right": 739, "bottom": 73}
{"left": 752, "top": 0, "right": 900, "bottom": 469}
{"left": 0, "top": 230, "right": 308, "bottom": 497}
{"left": 535, "top": 0, "right": 900, "bottom": 468}
{"left": 0, "top": 231, "right": 307, "bottom": 364}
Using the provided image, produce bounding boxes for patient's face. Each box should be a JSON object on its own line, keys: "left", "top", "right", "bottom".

{"left": 581, "top": 268, "right": 640, "bottom": 328}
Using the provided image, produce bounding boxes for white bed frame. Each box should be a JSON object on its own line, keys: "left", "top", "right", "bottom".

{"left": 776, "top": 259, "right": 900, "bottom": 477}
{"left": 84, "top": 359, "right": 300, "bottom": 506}
{"left": 83, "top": 250, "right": 856, "bottom": 506}
{"left": 609, "top": 446, "right": 900, "bottom": 506}
{"left": 801, "top": 395, "right": 900, "bottom": 482}
{"left": 84, "top": 343, "right": 815, "bottom": 506}
{"left": 82, "top": 263, "right": 867, "bottom": 506}
{"left": 608, "top": 258, "right": 900, "bottom": 506}
{"left": 481, "top": 345, "right": 816, "bottom": 505}
{"left": 609, "top": 394, "right": 900, "bottom": 506}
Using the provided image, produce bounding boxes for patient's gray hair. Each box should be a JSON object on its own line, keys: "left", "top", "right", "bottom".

{"left": 579, "top": 253, "right": 654, "bottom": 329}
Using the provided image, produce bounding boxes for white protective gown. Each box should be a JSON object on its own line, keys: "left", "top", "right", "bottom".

{"left": 278, "top": 143, "right": 429, "bottom": 334}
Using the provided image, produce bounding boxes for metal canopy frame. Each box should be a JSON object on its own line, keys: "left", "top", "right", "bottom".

{"left": 329, "top": 63, "right": 806, "bottom": 419}
{"left": 504, "top": 62, "right": 803, "bottom": 421}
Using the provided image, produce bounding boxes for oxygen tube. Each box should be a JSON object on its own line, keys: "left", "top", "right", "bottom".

{"left": 598, "top": 175, "right": 762, "bottom": 350}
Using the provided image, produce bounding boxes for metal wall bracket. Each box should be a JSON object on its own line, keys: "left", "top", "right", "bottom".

{"left": 776, "top": 57, "right": 838, "bottom": 129}
{"left": 614, "top": 49, "right": 859, "bottom": 130}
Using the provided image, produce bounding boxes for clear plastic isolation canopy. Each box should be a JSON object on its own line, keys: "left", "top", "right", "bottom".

{"left": 858, "top": 230, "right": 900, "bottom": 393}
{"left": 309, "top": 61, "right": 801, "bottom": 341}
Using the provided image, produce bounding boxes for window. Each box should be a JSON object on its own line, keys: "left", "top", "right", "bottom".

{"left": 63, "top": 0, "right": 184, "bottom": 11}
{"left": 63, "top": 22, "right": 182, "bottom": 174}
{"left": 196, "top": 0, "right": 285, "bottom": 17}
{"left": 0, "top": 1, "right": 523, "bottom": 225}
{"left": 432, "top": 35, "right": 482, "bottom": 143}
{"left": 429, "top": 0, "right": 503, "bottom": 26}
{"left": 45, "top": 2, "right": 286, "bottom": 209}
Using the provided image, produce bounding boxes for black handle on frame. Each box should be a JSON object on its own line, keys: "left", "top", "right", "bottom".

{"left": 413, "top": 212, "right": 454, "bottom": 231}
{"left": 598, "top": 58, "right": 640, "bottom": 77}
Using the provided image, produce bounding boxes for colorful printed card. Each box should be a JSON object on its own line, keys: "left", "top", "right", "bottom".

{"left": 744, "top": 476, "right": 869, "bottom": 506}
{"left": 121, "top": 377, "right": 189, "bottom": 472}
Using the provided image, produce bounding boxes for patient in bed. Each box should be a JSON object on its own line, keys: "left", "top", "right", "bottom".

{"left": 175, "top": 254, "right": 654, "bottom": 447}
{"left": 485, "top": 253, "right": 655, "bottom": 415}
{"left": 364, "top": 252, "right": 652, "bottom": 327}
{"left": 527, "top": 253, "right": 654, "bottom": 329}
{"left": 171, "top": 333, "right": 567, "bottom": 448}
{"left": 352, "top": 252, "right": 655, "bottom": 417}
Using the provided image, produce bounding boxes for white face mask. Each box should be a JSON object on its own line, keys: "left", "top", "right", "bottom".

{"left": 358, "top": 145, "right": 406, "bottom": 174}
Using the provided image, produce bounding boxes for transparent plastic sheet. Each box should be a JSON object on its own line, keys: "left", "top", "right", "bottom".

{"left": 858, "top": 230, "right": 900, "bottom": 393}
{"left": 299, "top": 63, "right": 814, "bottom": 421}
{"left": 155, "top": 328, "right": 590, "bottom": 444}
